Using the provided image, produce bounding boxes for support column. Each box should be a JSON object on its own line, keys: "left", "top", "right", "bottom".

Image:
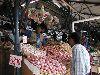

{"left": 14, "top": 0, "right": 20, "bottom": 75}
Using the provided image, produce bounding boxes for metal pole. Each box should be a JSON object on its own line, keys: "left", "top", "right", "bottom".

{"left": 14, "top": 0, "right": 20, "bottom": 55}
{"left": 14, "top": 0, "right": 20, "bottom": 75}
{"left": 72, "top": 16, "right": 100, "bottom": 32}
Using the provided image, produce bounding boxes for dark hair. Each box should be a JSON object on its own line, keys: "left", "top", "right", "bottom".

{"left": 68, "top": 32, "right": 81, "bottom": 44}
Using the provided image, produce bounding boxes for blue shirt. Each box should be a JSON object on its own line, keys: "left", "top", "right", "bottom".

{"left": 36, "top": 34, "right": 41, "bottom": 48}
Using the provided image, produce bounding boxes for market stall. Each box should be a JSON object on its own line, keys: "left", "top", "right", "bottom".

{"left": 20, "top": 42, "right": 72, "bottom": 75}
{"left": 0, "top": 0, "right": 100, "bottom": 75}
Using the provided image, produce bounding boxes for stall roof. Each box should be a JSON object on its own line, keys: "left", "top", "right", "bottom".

{"left": 0, "top": 0, "right": 100, "bottom": 26}
{"left": 0, "top": 0, "right": 100, "bottom": 18}
{"left": 64, "top": 0, "right": 100, "bottom": 26}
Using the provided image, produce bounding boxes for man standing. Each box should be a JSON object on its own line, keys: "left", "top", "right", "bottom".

{"left": 68, "top": 32, "right": 91, "bottom": 75}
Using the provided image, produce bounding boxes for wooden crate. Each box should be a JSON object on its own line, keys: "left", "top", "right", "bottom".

{"left": 22, "top": 61, "right": 33, "bottom": 75}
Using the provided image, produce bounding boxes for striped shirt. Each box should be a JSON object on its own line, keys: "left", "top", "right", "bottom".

{"left": 71, "top": 44, "right": 91, "bottom": 75}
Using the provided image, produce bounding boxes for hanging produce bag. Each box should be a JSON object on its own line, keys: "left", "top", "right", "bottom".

{"left": 9, "top": 54, "right": 22, "bottom": 68}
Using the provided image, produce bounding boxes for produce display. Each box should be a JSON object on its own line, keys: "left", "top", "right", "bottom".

{"left": 40, "top": 44, "right": 71, "bottom": 65}
{"left": 21, "top": 43, "right": 72, "bottom": 75}
{"left": 28, "top": 56, "right": 66, "bottom": 75}
{"left": 21, "top": 43, "right": 46, "bottom": 57}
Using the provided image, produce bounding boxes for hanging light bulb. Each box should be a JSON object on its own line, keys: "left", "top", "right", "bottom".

{"left": 21, "top": 0, "right": 39, "bottom": 7}
{"left": 52, "top": 0, "right": 61, "bottom": 8}
{"left": 21, "top": 3, "right": 26, "bottom": 7}
{"left": 30, "top": 0, "right": 39, "bottom": 4}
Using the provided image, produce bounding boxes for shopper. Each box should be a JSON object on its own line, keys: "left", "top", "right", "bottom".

{"left": 68, "top": 32, "right": 91, "bottom": 75}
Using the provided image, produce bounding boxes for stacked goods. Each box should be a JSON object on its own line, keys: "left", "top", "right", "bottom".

{"left": 21, "top": 44, "right": 36, "bottom": 55}
{"left": 40, "top": 44, "right": 72, "bottom": 65}
{"left": 28, "top": 56, "right": 66, "bottom": 75}
{"left": 21, "top": 43, "right": 46, "bottom": 57}
{"left": 21, "top": 43, "right": 72, "bottom": 75}
{"left": 60, "top": 43, "right": 72, "bottom": 55}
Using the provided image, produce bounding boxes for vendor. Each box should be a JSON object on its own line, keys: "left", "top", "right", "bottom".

{"left": 31, "top": 26, "right": 45, "bottom": 48}
{"left": 36, "top": 26, "right": 43, "bottom": 48}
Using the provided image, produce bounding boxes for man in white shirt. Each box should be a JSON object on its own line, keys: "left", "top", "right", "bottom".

{"left": 68, "top": 32, "right": 91, "bottom": 75}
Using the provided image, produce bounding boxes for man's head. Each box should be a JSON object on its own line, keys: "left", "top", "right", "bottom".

{"left": 68, "top": 32, "right": 81, "bottom": 47}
